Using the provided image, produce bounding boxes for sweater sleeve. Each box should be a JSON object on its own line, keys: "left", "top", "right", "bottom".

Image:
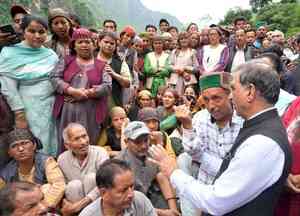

{"left": 43, "top": 157, "right": 66, "bottom": 207}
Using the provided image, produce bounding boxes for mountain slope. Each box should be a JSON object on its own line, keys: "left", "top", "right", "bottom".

{"left": 90, "top": 0, "right": 183, "bottom": 31}
{"left": 0, "top": 0, "right": 182, "bottom": 32}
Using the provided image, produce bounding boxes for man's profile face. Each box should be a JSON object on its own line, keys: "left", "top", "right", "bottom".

{"left": 230, "top": 73, "right": 249, "bottom": 119}
{"left": 13, "top": 187, "right": 47, "bottom": 216}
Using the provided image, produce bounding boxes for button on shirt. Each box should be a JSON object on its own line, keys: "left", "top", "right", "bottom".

{"left": 182, "top": 109, "right": 243, "bottom": 184}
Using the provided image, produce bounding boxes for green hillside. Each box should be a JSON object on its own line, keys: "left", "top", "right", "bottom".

{"left": 0, "top": 0, "right": 183, "bottom": 32}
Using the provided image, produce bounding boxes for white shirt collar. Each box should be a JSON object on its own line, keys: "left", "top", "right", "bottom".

{"left": 248, "top": 107, "right": 276, "bottom": 120}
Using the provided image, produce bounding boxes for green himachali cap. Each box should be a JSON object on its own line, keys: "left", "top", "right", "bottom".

{"left": 199, "top": 72, "right": 232, "bottom": 92}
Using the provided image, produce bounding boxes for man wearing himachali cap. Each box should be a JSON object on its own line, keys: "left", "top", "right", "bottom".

{"left": 175, "top": 72, "right": 243, "bottom": 216}
{"left": 149, "top": 61, "right": 292, "bottom": 216}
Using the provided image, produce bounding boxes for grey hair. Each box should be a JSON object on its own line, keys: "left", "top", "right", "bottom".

{"left": 234, "top": 60, "right": 280, "bottom": 105}
{"left": 62, "top": 122, "right": 86, "bottom": 143}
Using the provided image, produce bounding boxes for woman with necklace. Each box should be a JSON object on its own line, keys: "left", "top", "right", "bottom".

{"left": 51, "top": 28, "right": 112, "bottom": 154}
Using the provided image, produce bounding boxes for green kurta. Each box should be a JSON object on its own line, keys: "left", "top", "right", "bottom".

{"left": 144, "top": 51, "right": 171, "bottom": 97}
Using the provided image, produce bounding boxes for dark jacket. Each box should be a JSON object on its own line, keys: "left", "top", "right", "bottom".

{"left": 0, "top": 151, "right": 49, "bottom": 184}
{"left": 206, "top": 109, "right": 292, "bottom": 216}
{"left": 225, "top": 44, "right": 254, "bottom": 72}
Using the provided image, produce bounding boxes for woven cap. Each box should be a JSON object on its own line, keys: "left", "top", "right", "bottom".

{"left": 7, "top": 128, "right": 42, "bottom": 149}
{"left": 71, "top": 28, "right": 92, "bottom": 41}
{"left": 48, "top": 8, "right": 71, "bottom": 23}
{"left": 199, "top": 72, "right": 232, "bottom": 92}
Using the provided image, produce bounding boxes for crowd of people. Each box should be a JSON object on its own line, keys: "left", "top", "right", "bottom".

{"left": 0, "top": 3, "right": 300, "bottom": 216}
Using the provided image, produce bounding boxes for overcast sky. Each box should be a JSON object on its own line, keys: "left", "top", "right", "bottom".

{"left": 141, "top": 0, "right": 250, "bottom": 25}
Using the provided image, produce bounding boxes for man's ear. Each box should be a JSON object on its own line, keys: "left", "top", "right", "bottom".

{"left": 99, "top": 187, "right": 106, "bottom": 197}
{"left": 247, "top": 83, "right": 256, "bottom": 103}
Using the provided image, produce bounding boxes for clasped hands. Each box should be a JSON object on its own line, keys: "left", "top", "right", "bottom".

{"left": 66, "top": 87, "right": 98, "bottom": 102}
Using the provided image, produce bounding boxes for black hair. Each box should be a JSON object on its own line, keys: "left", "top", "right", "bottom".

{"left": 103, "top": 19, "right": 117, "bottom": 29}
{"left": 186, "top": 22, "right": 198, "bottom": 32}
{"left": 89, "top": 28, "right": 98, "bottom": 33}
{"left": 159, "top": 18, "right": 169, "bottom": 26}
{"left": 168, "top": 26, "right": 178, "bottom": 33}
{"left": 234, "top": 17, "right": 246, "bottom": 26}
{"left": 263, "top": 44, "right": 284, "bottom": 58}
{"left": 245, "top": 28, "right": 256, "bottom": 34}
{"left": 20, "top": 15, "right": 48, "bottom": 31}
{"left": 96, "top": 159, "right": 131, "bottom": 189}
{"left": 69, "top": 13, "right": 81, "bottom": 25}
{"left": 145, "top": 24, "right": 157, "bottom": 31}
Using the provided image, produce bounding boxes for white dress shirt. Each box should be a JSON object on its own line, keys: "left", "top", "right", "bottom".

{"left": 171, "top": 109, "right": 285, "bottom": 215}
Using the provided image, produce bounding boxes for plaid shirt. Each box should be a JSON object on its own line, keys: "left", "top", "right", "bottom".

{"left": 182, "top": 109, "right": 243, "bottom": 184}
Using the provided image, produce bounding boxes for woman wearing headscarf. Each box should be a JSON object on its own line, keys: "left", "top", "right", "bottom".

{"left": 0, "top": 15, "right": 59, "bottom": 156}
{"left": 0, "top": 128, "right": 65, "bottom": 210}
{"left": 46, "top": 8, "right": 73, "bottom": 58}
{"left": 51, "top": 28, "right": 111, "bottom": 153}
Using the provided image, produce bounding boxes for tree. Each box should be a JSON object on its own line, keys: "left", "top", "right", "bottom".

{"left": 255, "top": 2, "right": 300, "bottom": 36}
{"left": 0, "top": 0, "right": 32, "bottom": 25}
{"left": 250, "top": 0, "right": 273, "bottom": 11}
{"left": 219, "top": 7, "right": 252, "bottom": 26}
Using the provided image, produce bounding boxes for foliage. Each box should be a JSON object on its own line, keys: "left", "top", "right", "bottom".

{"left": 0, "top": 0, "right": 32, "bottom": 24}
{"left": 250, "top": 0, "right": 272, "bottom": 12}
{"left": 218, "top": 0, "right": 300, "bottom": 36}
{"left": 0, "top": 0, "right": 182, "bottom": 32}
{"left": 219, "top": 7, "right": 252, "bottom": 26}
{"left": 255, "top": 2, "right": 300, "bottom": 36}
